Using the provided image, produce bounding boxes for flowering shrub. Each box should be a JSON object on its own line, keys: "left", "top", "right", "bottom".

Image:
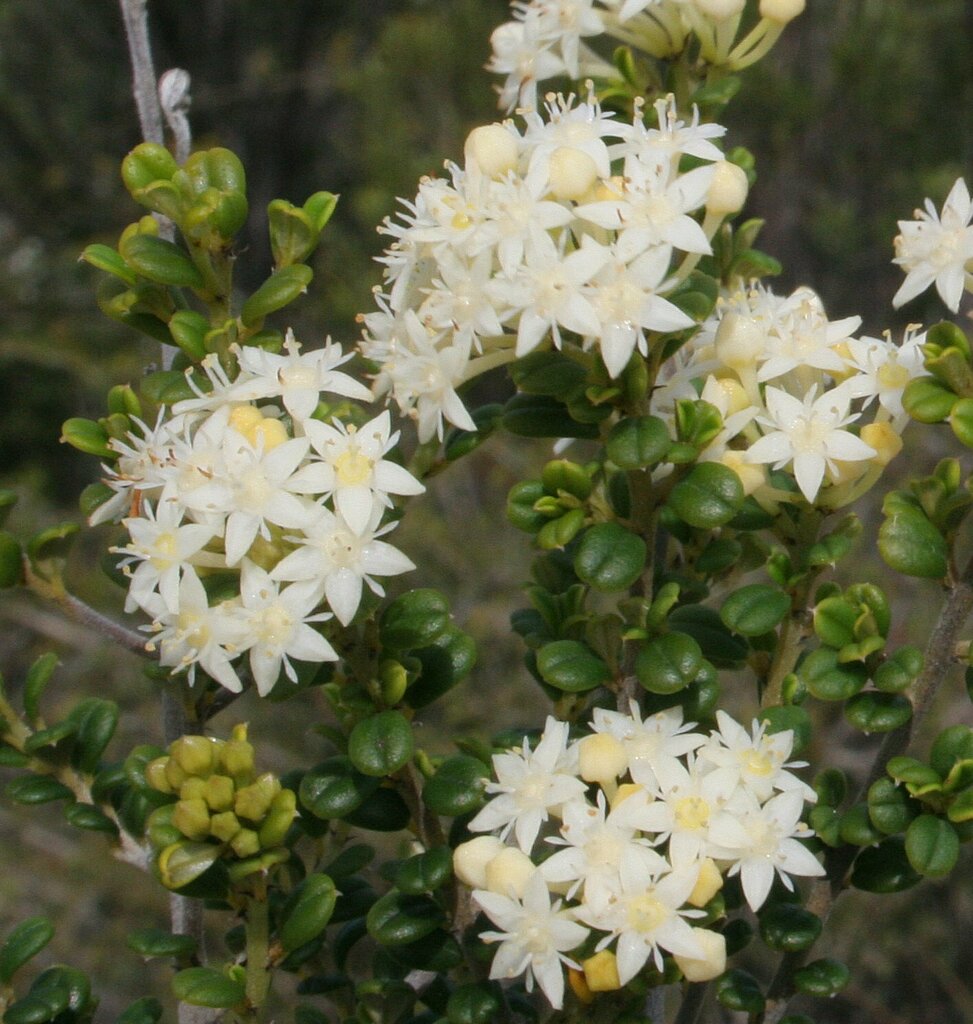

{"left": 2, "top": 3, "right": 973, "bottom": 1024}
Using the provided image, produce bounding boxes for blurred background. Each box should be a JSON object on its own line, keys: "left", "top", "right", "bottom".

{"left": 0, "top": 1, "right": 971, "bottom": 1020}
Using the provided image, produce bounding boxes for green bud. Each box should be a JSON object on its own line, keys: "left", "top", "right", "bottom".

{"left": 173, "top": 798, "right": 213, "bottom": 842}
{"left": 234, "top": 773, "right": 281, "bottom": 823}
{"left": 380, "top": 659, "right": 410, "bottom": 705}
{"left": 230, "top": 828, "right": 261, "bottom": 859}
{"left": 541, "top": 459, "right": 593, "bottom": 501}
{"left": 258, "top": 788, "right": 297, "bottom": 848}
{"left": 537, "top": 508, "right": 586, "bottom": 550}
{"left": 122, "top": 143, "right": 178, "bottom": 194}
{"left": 203, "top": 775, "right": 235, "bottom": 812}
{"left": 210, "top": 811, "right": 242, "bottom": 843}
{"left": 902, "top": 377, "right": 956, "bottom": 423}
{"left": 146, "top": 804, "right": 183, "bottom": 850}
{"left": 220, "top": 736, "right": 255, "bottom": 782}
{"left": 170, "top": 735, "right": 217, "bottom": 778}
{"left": 180, "top": 777, "right": 208, "bottom": 801}
{"left": 183, "top": 187, "right": 249, "bottom": 244}
{"left": 183, "top": 148, "right": 247, "bottom": 196}
{"left": 164, "top": 757, "right": 187, "bottom": 791}
{"left": 950, "top": 397, "right": 973, "bottom": 448}
{"left": 268, "top": 199, "right": 318, "bottom": 267}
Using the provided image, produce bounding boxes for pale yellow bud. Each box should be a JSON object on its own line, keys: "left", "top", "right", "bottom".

{"left": 548, "top": 147, "right": 600, "bottom": 201}
{"left": 721, "top": 451, "right": 765, "bottom": 496}
{"left": 583, "top": 950, "right": 622, "bottom": 992}
{"left": 705, "top": 376, "right": 751, "bottom": 416}
{"left": 715, "top": 312, "right": 765, "bottom": 371}
{"left": 452, "top": 836, "right": 505, "bottom": 889}
{"left": 229, "top": 405, "right": 288, "bottom": 451}
{"left": 674, "top": 928, "right": 727, "bottom": 982}
{"left": 578, "top": 174, "right": 624, "bottom": 206}
{"left": 759, "top": 0, "right": 806, "bottom": 24}
{"left": 464, "top": 124, "right": 519, "bottom": 179}
{"left": 687, "top": 858, "right": 724, "bottom": 908}
{"left": 484, "top": 846, "right": 536, "bottom": 898}
{"left": 695, "top": 0, "right": 746, "bottom": 19}
{"left": 860, "top": 422, "right": 903, "bottom": 467}
{"left": 578, "top": 733, "right": 629, "bottom": 784}
{"left": 706, "top": 160, "right": 749, "bottom": 215}
{"left": 610, "top": 782, "right": 645, "bottom": 808}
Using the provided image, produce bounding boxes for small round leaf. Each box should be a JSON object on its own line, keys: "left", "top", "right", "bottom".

{"left": 348, "top": 712, "right": 415, "bottom": 778}
{"left": 721, "top": 584, "right": 790, "bottom": 637}
{"left": 668, "top": 463, "right": 744, "bottom": 529}
{"left": 574, "top": 522, "right": 647, "bottom": 593}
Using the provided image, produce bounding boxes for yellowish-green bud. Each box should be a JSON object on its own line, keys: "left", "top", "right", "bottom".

{"left": 228, "top": 405, "right": 288, "bottom": 452}
{"left": 234, "top": 772, "right": 281, "bottom": 823}
{"left": 861, "top": 422, "right": 903, "bottom": 467}
{"left": 583, "top": 950, "right": 622, "bottom": 992}
{"left": 173, "top": 798, "right": 212, "bottom": 842}
{"left": 164, "top": 757, "right": 187, "bottom": 791}
{"left": 380, "top": 659, "right": 410, "bottom": 706}
{"left": 674, "top": 927, "right": 727, "bottom": 982}
{"left": 759, "top": 0, "right": 805, "bottom": 24}
{"left": 221, "top": 736, "right": 256, "bottom": 782}
{"left": 715, "top": 312, "right": 765, "bottom": 371}
{"left": 688, "top": 857, "right": 724, "bottom": 907}
{"left": 170, "top": 735, "right": 217, "bottom": 778}
{"left": 180, "top": 777, "right": 208, "bottom": 802}
{"left": 210, "top": 810, "right": 242, "bottom": 843}
{"left": 230, "top": 827, "right": 261, "bottom": 859}
{"left": 258, "top": 788, "right": 297, "bottom": 848}
{"left": 203, "top": 774, "right": 236, "bottom": 812}
{"left": 696, "top": 0, "right": 745, "bottom": 18}
{"left": 484, "top": 846, "right": 535, "bottom": 899}
{"left": 548, "top": 147, "right": 599, "bottom": 201}
{"left": 578, "top": 733, "right": 628, "bottom": 785}
{"left": 706, "top": 160, "right": 749, "bottom": 216}
{"left": 610, "top": 782, "right": 645, "bottom": 808}
{"left": 145, "top": 757, "right": 173, "bottom": 794}
{"left": 453, "top": 836, "right": 505, "bottom": 889}
{"left": 464, "top": 124, "right": 519, "bottom": 179}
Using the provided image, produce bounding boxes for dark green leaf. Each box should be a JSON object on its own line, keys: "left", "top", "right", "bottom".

{"left": 574, "top": 522, "right": 646, "bottom": 592}
{"left": 0, "top": 917, "right": 54, "bottom": 983}
{"left": 668, "top": 463, "right": 744, "bottom": 529}
{"left": 171, "top": 968, "right": 245, "bottom": 1009}
{"left": 720, "top": 584, "right": 790, "bottom": 636}
{"left": 280, "top": 874, "right": 338, "bottom": 952}
{"left": 636, "top": 632, "right": 703, "bottom": 695}
{"left": 366, "top": 891, "right": 444, "bottom": 947}
{"left": 536, "top": 640, "right": 611, "bottom": 692}
{"left": 127, "top": 928, "right": 198, "bottom": 959}
{"left": 348, "top": 711, "right": 414, "bottom": 778}
{"left": 422, "top": 756, "right": 489, "bottom": 817}
{"left": 905, "top": 814, "right": 960, "bottom": 877}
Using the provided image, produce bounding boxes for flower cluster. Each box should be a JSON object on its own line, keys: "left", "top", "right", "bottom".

{"left": 651, "top": 283, "right": 928, "bottom": 505}
{"left": 453, "top": 707, "right": 823, "bottom": 1008}
{"left": 488, "top": 0, "right": 807, "bottom": 113}
{"left": 361, "top": 92, "right": 745, "bottom": 441}
{"left": 93, "top": 334, "right": 423, "bottom": 695}
{"left": 892, "top": 177, "right": 973, "bottom": 313}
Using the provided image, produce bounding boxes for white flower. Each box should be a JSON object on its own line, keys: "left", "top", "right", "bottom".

{"left": 115, "top": 499, "right": 217, "bottom": 614}
{"left": 744, "top": 385, "right": 876, "bottom": 503}
{"left": 893, "top": 177, "right": 973, "bottom": 312}
{"left": 576, "top": 858, "right": 704, "bottom": 984}
{"left": 487, "top": 14, "right": 565, "bottom": 113}
{"left": 234, "top": 331, "right": 372, "bottom": 423}
{"left": 295, "top": 410, "right": 425, "bottom": 535}
{"left": 469, "top": 716, "right": 587, "bottom": 853}
{"left": 842, "top": 328, "right": 928, "bottom": 424}
{"left": 474, "top": 870, "right": 588, "bottom": 1010}
{"left": 708, "top": 789, "right": 824, "bottom": 912}
{"left": 235, "top": 561, "right": 338, "bottom": 696}
{"left": 270, "top": 506, "right": 416, "bottom": 626}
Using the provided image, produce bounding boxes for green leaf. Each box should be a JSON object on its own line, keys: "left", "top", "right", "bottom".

{"left": 6, "top": 775, "right": 73, "bottom": 805}
{"left": 668, "top": 604, "right": 748, "bottom": 667}
{"left": 117, "top": 997, "right": 164, "bottom": 1024}
{"left": 930, "top": 725, "right": 973, "bottom": 778}
{"left": 868, "top": 777, "right": 917, "bottom": 835}
{"left": 303, "top": 190, "right": 339, "bottom": 232}
{"left": 792, "top": 959, "right": 850, "bottom": 999}
{"left": 299, "top": 757, "right": 380, "bottom": 819}
{"left": 167, "top": 310, "right": 209, "bottom": 360}
{"left": 668, "top": 463, "right": 744, "bottom": 529}
{"left": 121, "top": 234, "right": 204, "bottom": 289}
{"left": 720, "top": 584, "right": 790, "bottom": 636}
{"left": 157, "top": 841, "right": 222, "bottom": 890}
{"left": 348, "top": 711, "right": 414, "bottom": 778}
{"left": 342, "top": 787, "right": 411, "bottom": 832}
{"left": 241, "top": 264, "right": 314, "bottom": 326}
{"left": 0, "top": 531, "right": 20, "bottom": 589}
{"left": 715, "top": 968, "right": 764, "bottom": 1014}
{"left": 268, "top": 199, "right": 318, "bottom": 267}
{"left": 758, "top": 904, "right": 822, "bottom": 953}
{"left": 903, "top": 377, "right": 957, "bottom": 423}
{"left": 140, "top": 370, "right": 199, "bottom": 404}
{"left": 64, "top": 803, "right": 118, "bottom": 835}
{"left": 380, "top": 589, "right": 450, "bottom": 651}
{"left": 574, "top": 522, "right": 646, "bottom": 592}
{"left": 844, "top": 691, "right": 912, "bottom": 733}
{"left": 537, "top": 508, "right": 586, "bottom": 550}
{"left": 69, "top": 698, "right": 119, "bottom": 773}
{"left": 874, "top": 645, "right": 923, "bottom": 693}
{"left": 366, "top": 891, "right": 444, "bottom": 946}
{"left": 839, "top": 803, "right": 884, "bottom": 846}
{"left": 636, "top": 632, "right": 704, "bottom": 695}
{"left": 878, "top": 502, "right": 948, "bottom": 579}
{"left": 605, "top": 416, "right": 670, "bottom": 469}
{"left": 171, "top": 968, "right": 246, "bottom": 1009}
{"left": 280, "top": 874, "right": 338, "bottom": 952}
{"left": 447, "top": 983, "right": 502, "bottom": 1024}
{"left": 797, "top": 648, "right": 867, "bottom": 701}
{"left": 502, "top": 393, "right": 599, "bottom": 439}
{"left": 26, "top": 524, "right": 79, "bottom": 582}
{"left": 394, "top": 847, "right": 453, "bottom": 895}
{"left": 851, "top": 836, "right": 921, "bottom": 893}
{"left": 406, "top": 626, "right": 477, "bottom": 708}
{"left": 422, "top": 755, "right": 489, "bottom": 817}
{"left": 127, "top": 928, "right": 198, "bottom": 959}
{"left": 905, "top": 814, "right": 960, "bottom": 877}
{"left": 509, "top": 351, "right": 587, "bottom": 396}
{"left": 0, "top": 917, "right": 54, "bottom": 983}
{"left": 536, "top": 640, "right": 612, "bottom": 693}
{"left": 122, "top": 143, "right": 179, "bottom": 192}
{"left": 80, "top": 243, "right": 137, "bottom": 286}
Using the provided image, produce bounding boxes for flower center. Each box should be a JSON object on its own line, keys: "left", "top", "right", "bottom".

{"left": 256, "top": 605, "right": 293, "bottom": 647}
{"left": 324, "top": 529, "right": 362, "bottom": 568}
{"left": 742, "top": 750, "right": 775, "bottom": 777}
{"left": 878, "top": 360, "right": 910, "bottom": 390}
{"left": 627, "top": 892, "right": 668, "bottom": 934}
{"left": 149, "top": 532, "right": 179, "bottom": 569}
{"left": 280, "top": 364, "right": 318, "bottom": 390}
{"left": 334, "top": 448, "right": 373, "bottom": 486}
{"left": 674, "top": 795, "right": 711, "bottom": 831}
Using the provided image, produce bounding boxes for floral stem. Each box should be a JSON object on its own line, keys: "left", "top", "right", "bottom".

{"left": 245, "top": 893, "right": 271, "bottom": 1014}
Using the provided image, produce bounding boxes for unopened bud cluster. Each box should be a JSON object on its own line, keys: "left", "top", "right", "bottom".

{"left": 145, "top": 725, "right": 297, "bottom": 884}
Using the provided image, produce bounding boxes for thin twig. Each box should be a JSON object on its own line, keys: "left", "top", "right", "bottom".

{"left": 118, "top": 0, "right": 164, "bottom": 145}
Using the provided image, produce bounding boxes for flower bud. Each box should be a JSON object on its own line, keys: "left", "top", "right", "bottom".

{"left": 721, "top": 451, "right": 766, "bottom": 496}
{"left": 145, "top": 757, "right": 173, "bottom": 794}
{"left": 170, "top": 735, "right": 217, "bottom": 778}
{"left": 228, "top": 406, "right": 288, "bottom": 452}
{"left": 759, "top": 0, "right": 805, "bottom": 24}
{"left": 715, "top": 312, "right": 765, "bottom": 370}
{"left": 380, "top": 659, "right": 410, "bottom": 705}
{"left": 173, "top": 797, "right": 212, "bottom": 842}
{"left": 234, "top": 772, "right": 281, "bottom": 823}
{"left": 610, "top": 782, "right": 644, "bottom": 808}
{"left": 674, "top": 927, "right": 727, "bottom": 982}
{"left": 484, "top": 847, "right": 536, "bottom": 899}
{"left": 258, "top": 788, "right": 297, "bottom": 848}
{"left": 861, "top": 422, "right": 903, "bottom": 466}
{"left": 180, "top": 777, "right": 208, "bottom": 802}
{"left": 578, "top": 733, "right": 628, "bottom": 785}
{"left": 203, "top": 774, "right": 236, "bottom": 813}
{"left": 702, "top": 376, "right": 751, "bottom": 416}
{"left": 548, "top": 147, "right": 599, "bottom": 201}
{"left": 453, "top": 836, "right": 505, "bottom": 889}
{"left": 695, "top": 0, "right": 745, "bottom": 19}
{"left": 221, "top": 734, "right": 256, "bottom": 782}
{"left": 210, "top": 810, "right": 242, "bottom": 843}
{"left": 688, "top": 857, "right": 724, "bottom": 907}
{"left": 464, "top": 124, "right": 519, "bottom": 179}
{"left": 583, "top": 950, "right": 622, "bottom": 992}
{"left": 164, "top": 757, "right": 188, "bottom": 792}
{"left": 230, "top": 827, "right": 261, "bottom": 859}
{"left": 706, "top": 160, "right": 749, "bottom": 216}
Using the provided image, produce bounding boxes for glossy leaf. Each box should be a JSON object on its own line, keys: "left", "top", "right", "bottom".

{"left": 721, "top": 584, "right": 790, "bottom": 636}
{"left": 668, "top": 463, "right": 744, "bottom": 529}
{"left": 348, "top": 711, "right": 414, "bottom": 778}
{"left": 574, "top": 522, "right": 646, "bottom": 592}
{"left": 0, "top": 917, "right": 54, "bottom": 984}
{"left": 171, "top": 968, "right": 245, "bottom": 1009}
{"left": 905, "top": 814, "right": 959, "bottom": 877}
{"left": 537, "top": 640, "right": 611, "bottom": 692}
